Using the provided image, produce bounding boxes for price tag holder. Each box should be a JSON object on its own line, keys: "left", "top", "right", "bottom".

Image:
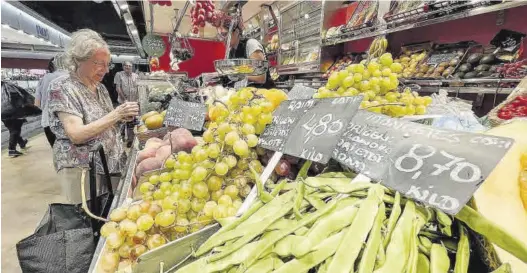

{"left": 287, "top": 84, "right": 316, "bottom": 100}
{"left": 334, "top": 111, "right": 514, "bottom": 214}
{"left": 259, "top": 96, "right": 362, "bottom": 164}
{"left": 163, "top": 98, "right": 206, "bottom": 131}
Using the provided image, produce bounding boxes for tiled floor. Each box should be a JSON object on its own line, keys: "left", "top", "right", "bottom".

{"left": 1, "top": 134, "right": 66, "bottom": 272}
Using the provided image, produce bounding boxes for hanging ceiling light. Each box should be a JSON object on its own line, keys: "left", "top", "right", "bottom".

{"left": 119, "top": 3, "right": 128, "bottom": 10}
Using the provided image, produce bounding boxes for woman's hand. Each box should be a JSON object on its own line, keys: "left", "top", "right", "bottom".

{"left": 113, "top": 102, "right": 139, "bottom": 121}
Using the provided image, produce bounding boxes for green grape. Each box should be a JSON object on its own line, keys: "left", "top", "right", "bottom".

{"left": 173, "top": 217, "right": 189, "bottom": 233}
{"left": 190, "top": 166, "right": 208, "bottom": 183}
{"left": 187, "top": 210, "right": 197, "bottom": 220}
{"left": 234, "top": 177, "right": 247, "bottom": 188}
{"left": 164, "top": 157, "right": 176, "bottom": 169}
{"left": 416, "top": 105, "right": 427, "bottom": 115}
{"left": 139, "top": 182, "right": 154, "bottom": 194}
{"left": 249, "top": 160, "right": 263, "bottom": 173}
{"left": 243, "top": 113, "right": 257, "bottom": 124}
{"left": 162, "top": 195, "right": 178, "bottom": 210}
{"left": 118, "top": 244, "right": 132, "bottom": 259}
{"left": 127, "top": 204, "right": 142, "bottom": 220}
{"left": 197, "top": 214, "right": 213, "bottom": 226}
{"left": 260, "top": 101, "right": 274, "bottom": 113}
{"left": 211, "top": 189, "right": 224, "bottom": 202}
{"left": 359, "top": 80, "right": 371, "bottom": 91}
{"left": 380, "top": 77, "right": 391, "bottom": 89}
{"left": 201, "top": 159, "right": 216, "bottom": 169}
{"left": 207, "top": 143, "right": 220, "bottom": 159}
{"left": 218, "top": 195, "right": 233, "bottom": 207}
{"left": 213, "top": 204, "right": 229, "bottom": 220}
{"left": 146, "top": 234, "right": 166, "bottom": 250}
{"left": 360, "top": 101, "right": 371, "bottom": 109}
{"left": 236, "top": 159, "right": 249, "bottom": 169}
{"left": 153, "top": 189, "right": 165, "bottom": 200}
{"left": 227, "top": 206, "right": 237, "bottom": 217}
{"left": 106, "top": 232, "right": 125, "bottom": 249}
{"left": 217, "top": 122, "right": 231, "bottom": 136}
{"left": 241, "top": 124, "right": 255, "bottom": 135}
{"left": 224, "top": 185, "right": 239, "bottom": 200}
{"left": 159, "top": 182, "right": 172, "bottom": 192}
{"left": 177, "top": 151, "right": 193, "bottom": 163}
{"left": 346, "top": 64, "right": 357, "bottom": 72}
{"left": 195, "top": 149, "right": 208, "bottom": 162}
{"left": 119, "top": 219, "right": 138, "bottom": 236}
{"left": 191, "top": 198, "right": 206, "bottom": 212}
{"left": 250, "top": 105, "right": 262, "bottom": 116}
{"left": 192, "top": 182, "right": 209, "bottom": 199}
{"left": 353, "top": 73, "right": 363, "bottom": 83}
{"left": 423, "top": 96, "right": 432, "bottom": 106}
{"left": 233, "top": 140, "right": 249, "bottom": 157}
{"left": 413, "top": 96, "right": 425, "bottom": 106}
{"left": 259, "top": 113, "right": 272, "bottom": 125}
{"left": 224, "top": 155, "right": 237, "bottom": 168}
{"left": 159, "top": 172, "right": 172, "bottom": 183}
{"left": 207, "top": 176, "right": 223, "bottom": 191}
{"left": 367, "top": 62, "right": 380, "bottom": 73}
{"left": 225, "top": 131, "right": 240, "bottom": 146}
{"left": 327, "top": 73, "right": 340, "bottom": 89}
{"left": 342, "top": 76, "right": 354, "bottom": 88}
{"left": 362, "top": 70, "right": 371, "bottom": 80}
{"left": 138, "top": 201, "right": 151, "bottom": 213}
{"left": 390, "top": 62, "right": 403, "bottom": 73}
{"left": 381, "top": 68, "right": 392, "bottom": 77}
{"left": 353, "top": 63, "right": 365, "bottom": 73}
{"left": 136, "top": 214, "right": 154, "bottom": 231}
{"left": 380, "top": 53, "right": 393, "bottom": 67}
{"left": 215, "top": 162, "right": 229, "bottom": 176}
{"left": 101, "top": 221, "right": 119, "bottom": 238}
{"left": 242, "top": 105, "right": 251, "bottom": 115}
{"left": 233, "top": 199, "right": 243, "bottom": 210}
{"left": 203, "top": 201, "right": 217, "bottom": 217}
{"left": 405, "top": 105, "right": 416, "bottom": 115}
{"left": 246, "top": 134, "right": 258, "bottom": 148}
{"left": 147, "top": 204, "right": 162, "bottom": 218}
{"left": 365, "top": 91, "right": 376, "bottom": 101}
{"left": 385, "top": 92, "right": 397, "bottom": 102}
{"left": 255, "top": 123, "right": 266, "bottom": 135}
{"left": 203, "top": 129, "right": 214, "bottom": 143}
{"left": 336, "top": 87, "right": 346, "bottom": 95}
{"left": 177, "top": 199, "right": 191, "bottom": 214}
{"left": 179, "top": 182, "right": 193, "bottom": 199}
{"left": 148, "top": 175, "right": 160, "bottom": 185}
{"left": 155, "top": 210, "right": 176, "bottom": 227}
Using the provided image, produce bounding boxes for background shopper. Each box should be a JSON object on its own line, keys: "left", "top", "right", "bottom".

{"left": 35, "top": 54, "right": 68, "bottom": 147}
{"left": 48, "top": 29, "right": 139, "bottom": 203}
{"left": 114, "top": 61, "right": 138, "bottom": 147}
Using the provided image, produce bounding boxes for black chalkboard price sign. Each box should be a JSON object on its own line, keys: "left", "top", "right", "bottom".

{"left": 259, "top": 96, "right": 362, "bottom": 164}
{"left": 163, "top": 98, "right": 206, "bottom": 131}
{"left": 334, "top": 110, "right": 514, "bottom": 215}
{"left": 287, "top": 84, "right": 316, "bottom": 100}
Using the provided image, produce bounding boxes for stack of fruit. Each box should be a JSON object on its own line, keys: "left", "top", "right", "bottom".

{"left": 266, "top": 34, "right": 279, "bottom": 53}
{"left": 394, "top": 51, "right": 428, "bottom": 78}
{"left": 136, "top": 110, "right": 166, "bottom": 133}
{"left": 97, "top": 88, "right": 287, "bottom": 273}
{"left": 497, "top": 59, "right": 527, "bottom": 79}
{"left": 314, "top": 50, "right": 432, "bottom": 117}
{"left": 190, "top": 0, "right": 217, "bottom": 34}
{"left": 497, "top": 94, "right": 527, "bottom": 120}
{"left": 322, "top": 54, "right": 359, "bottom": 79}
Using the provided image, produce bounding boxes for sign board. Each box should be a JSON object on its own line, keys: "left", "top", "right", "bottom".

{"left": 334, "top": 111, "right": 514, "bottom": 214}
{"left": 163, "top": 98, "right": 206, "bottom": 131}
{"left": 259, "top": 96, "right": 362, "bottom": 164}
{"left": 287, "top": 84, "right": 316, "bottom": 100}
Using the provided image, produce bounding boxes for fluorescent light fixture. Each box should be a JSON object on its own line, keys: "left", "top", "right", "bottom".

{"left": 119, "top": 3, "right": 128, "bottom": 10}
{"left": 131, "top": 29, "right": 138, "bottom": 35}
{"left": 304, "top": 14, "right": 309, "bottom": 19}
{"left": 123, "top": 13, "right": 134, "bottom": 24}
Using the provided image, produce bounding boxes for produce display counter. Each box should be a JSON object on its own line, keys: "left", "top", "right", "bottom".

{"left": 88, "top": 140, "right": 139, "bottom": 273}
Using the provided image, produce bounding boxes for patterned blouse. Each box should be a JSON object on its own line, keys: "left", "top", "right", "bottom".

{"left": 48, "top": 74, "right": 127, "bottom": 174}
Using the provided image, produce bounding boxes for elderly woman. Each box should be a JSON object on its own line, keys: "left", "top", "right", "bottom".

{"left": 48, "top": 29, "right": 139, "bottom": 204}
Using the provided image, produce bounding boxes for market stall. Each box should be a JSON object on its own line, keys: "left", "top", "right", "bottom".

{"left": 83, "top": 1, "right": 527, "bottom": 273}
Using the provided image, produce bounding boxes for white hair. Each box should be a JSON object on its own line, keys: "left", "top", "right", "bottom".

{"left": 65, "top": 29, "right": 109, "bottom": 72}
{"left": 53, "top": 53, "right": 67, "bottom": 71}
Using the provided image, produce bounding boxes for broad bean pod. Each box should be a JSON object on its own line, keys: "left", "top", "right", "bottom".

{"left": 430, "top": 243, "right": 450, "bottom": 273}
{"left": 453, "top": 225, "right": 470, "bottom": 273}
{"left": 357, "top": 202, "right": 386, "bottom": 273}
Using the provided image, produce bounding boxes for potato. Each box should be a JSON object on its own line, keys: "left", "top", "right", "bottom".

{"left": 155, "top": 145, "right": 172, "bottom": 162}
{"left": 135, "top": 157, "right": 162, "bottom": 177}
{"left": 137, "top": 147, "right": 157, "bottom": 164}
{"left": 145, "top": 138, "right": 163, "bottom": 150}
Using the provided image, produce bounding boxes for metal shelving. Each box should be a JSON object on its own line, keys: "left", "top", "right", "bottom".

{"left": 323, "top": 1, "right": 527, "bottom": 46}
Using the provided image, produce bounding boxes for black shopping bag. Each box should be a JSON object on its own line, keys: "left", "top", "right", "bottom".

{"left": 1, "top": 81, "right": 41, "bottom": 120}
{"left": 16, "top": 145, "right": 115, "bottom": 273}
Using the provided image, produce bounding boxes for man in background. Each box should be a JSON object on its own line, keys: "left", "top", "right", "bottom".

{"left": 35, "top": 54, "right": 68, "bottom": 147}
{"left": 114, "top": 61, "right": 139, "bottom": 147}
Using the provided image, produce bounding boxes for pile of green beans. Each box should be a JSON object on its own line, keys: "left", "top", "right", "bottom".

{"left": 174, "top": 174, "right": 527, "bottom": 273}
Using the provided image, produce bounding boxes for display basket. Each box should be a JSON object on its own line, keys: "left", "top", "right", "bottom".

{"left": 214, "top": 59, "right": 269, "bottom": 76}
{"left": 134, "top": 126, "right": 174, "bottom": 147}
{"left": 487, "top": 79, "right": 527, "bottom": 127}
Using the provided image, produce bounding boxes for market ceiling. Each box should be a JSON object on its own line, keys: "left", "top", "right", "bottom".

{"left": 20, "top": 0, "right": 146, "bottom": 55}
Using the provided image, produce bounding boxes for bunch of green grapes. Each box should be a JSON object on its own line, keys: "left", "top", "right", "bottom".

{"left": 98, "top": 88, "right": 283, "bottom": 272}
{"left": 314, "top": 53, "right": 432, "bottom": 117}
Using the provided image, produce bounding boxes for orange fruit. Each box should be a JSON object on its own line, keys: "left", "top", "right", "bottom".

{"left": 145, "top": 114, "right": 164, "bottom": 130}
{"left": 141, "top": 111, "right": 159, "bottom": 122}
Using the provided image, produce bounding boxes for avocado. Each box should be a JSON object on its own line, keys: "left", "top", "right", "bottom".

{"left": 477, "top": 71, "right": 492, "bottom": 78}
{"left": 479, "top": 54, "right": 496, "bottom": 64}
{"left": 449, "top": 58, "right": 460, "bottom": 66}
{"left": 475, "top": 64, "right": 491, "bottom": 72}
{"left": 454, "top": 72, "right": 465, "bottom": 78}
{"left": 463, "top": 71, "right": 479, "bottom": 79}
{"left": 458, "top": 63, "right": 473, "bottom": 72}
{"left": 467, "top": 53, "right": 483, "bottom": 64}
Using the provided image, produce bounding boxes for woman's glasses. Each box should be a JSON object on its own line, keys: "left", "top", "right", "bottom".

{"left": 92, "top": 60, "right": 112, "bottom": 68}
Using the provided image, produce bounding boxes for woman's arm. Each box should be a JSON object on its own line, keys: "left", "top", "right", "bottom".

{"left": 57, "top": 102, "right": 138, "bottom": 144}
{"left": 247, "top": 50, "right": 267, "bottom": 84}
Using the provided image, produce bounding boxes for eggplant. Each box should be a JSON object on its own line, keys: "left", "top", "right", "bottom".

{"left": 454, "top": 72, "right": 465, "bottom": 78}
{"left": 458, "top": 63, "right": 473, "bottom": 72}
{"left": 467, "top": 53, "right": 483, "bottom": 64}
{"left": 475, "top": 64, "right": 491, "bottom": 72}
{"left": 477, "top": 71, "right": 492, "bottom": 78}
{"left": 463, "top": 71, "right": 479, "bottom": 79}
{"left": 479, "top": 54, "right": 496, "bottom": 64}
